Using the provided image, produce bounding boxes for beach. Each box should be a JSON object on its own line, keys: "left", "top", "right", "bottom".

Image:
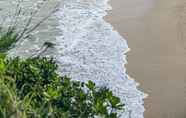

{"left": 0, "top": 1, "right": 145, "bottom": 117}
{"left": 0, "top": 0, "right": 185, "bottom": 117}
{"left": 106, "top": 0, "right": 186, "bottom": 118}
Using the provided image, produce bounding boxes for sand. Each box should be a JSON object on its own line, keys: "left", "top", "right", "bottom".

{"left": 106, "top": 0, "right": 186, "bottom": 118}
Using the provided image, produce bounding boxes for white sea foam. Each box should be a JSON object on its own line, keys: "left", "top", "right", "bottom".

{"left": 4, "top": 0, "right": 146, "bottom": 117}
{"left": 55, "top": 0, "right": 146, "bottom": 118}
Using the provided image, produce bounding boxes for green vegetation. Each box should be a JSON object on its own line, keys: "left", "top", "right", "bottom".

{"left": 0, "top": 27, "right": 18, "bottom": 53}
{"left": 0, "top": 1, "right": 124, "bottom": 117}
{"left": 0, "top": 56, "right": 124, "bottom": 118}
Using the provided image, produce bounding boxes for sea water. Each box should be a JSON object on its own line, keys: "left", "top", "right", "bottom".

{"left": 0, "top": 0, "right": 145, "bottom": 117}
{"left": 55, "top": 1, "right": 145, "bottom": 117}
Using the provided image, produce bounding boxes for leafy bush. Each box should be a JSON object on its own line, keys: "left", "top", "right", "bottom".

{"left": 0, "top": 57, "right": 124, "bottom": 118}
{"left": 0, "top": 1, "right": 124, "bottom": 117}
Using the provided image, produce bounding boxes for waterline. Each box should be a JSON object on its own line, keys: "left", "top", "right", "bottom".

{"left": 55, "top": 0, "right": 145, "bottom": 118}
{"left": 1, "top": 0, "right": 146, "bottom": 117}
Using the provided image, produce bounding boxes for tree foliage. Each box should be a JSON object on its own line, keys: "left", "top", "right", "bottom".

{"left": 0, "top": 1, "right": 124, "bottom": 117}
{"left": 0, "top": 57, "right": 124, "bottom": 118}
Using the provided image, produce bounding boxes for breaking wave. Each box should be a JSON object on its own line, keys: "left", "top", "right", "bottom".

{"left": 2, "top": 0, "right": 146, "bottom": 117}
{"left": 55, "top": 0, "right": 146, "bottom": 118}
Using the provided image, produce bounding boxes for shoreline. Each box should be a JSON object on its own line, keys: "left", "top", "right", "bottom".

{"left": 56, "top": 1, "right": 145, "bottom": 118}
{"left": 107, "top": 0, "right": 186, "bottom": 118}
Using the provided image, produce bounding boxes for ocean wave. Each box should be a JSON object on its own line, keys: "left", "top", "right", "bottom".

{"left": 55, "top": 0, "right": 146, "bottom": 118}
{"left": 4, "top": 0, "right": 146, "bottom": 117}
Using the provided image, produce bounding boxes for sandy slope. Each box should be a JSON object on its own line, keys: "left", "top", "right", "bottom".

{"left": 106, "top": 0, "right": 186, "bottom": 118}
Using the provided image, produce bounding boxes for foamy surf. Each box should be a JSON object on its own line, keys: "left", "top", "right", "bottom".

{"left": 3, "top": 0, "right": 146, "bottom": 117}
{"left": 55, "top": 0, "right": 146, "bottom": 118}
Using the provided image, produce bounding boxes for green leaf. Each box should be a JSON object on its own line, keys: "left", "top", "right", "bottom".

{"left": 0, "top": 53, "right": 6, "bottom": 59}
{"left": 0, "top": 58, "right": 5, "bottom": 72}
{"left": 86, "top": 81, "right": 95, "bottom": 90}
{"left": 107, "top": 92, "right": 122, "bottom": 108}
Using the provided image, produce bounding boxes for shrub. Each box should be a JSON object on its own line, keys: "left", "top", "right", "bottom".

{"left": 0, "top": 57, "right": 124, "bottom": 118}
{"left": 0, "top": 1, "right": 124, "bottom": 117}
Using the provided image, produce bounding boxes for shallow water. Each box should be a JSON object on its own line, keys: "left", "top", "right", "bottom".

{"left": 0, "top": 0, "right": 60, "bottom": 57}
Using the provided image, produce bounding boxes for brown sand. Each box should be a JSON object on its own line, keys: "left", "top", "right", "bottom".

{"left": 106, "top": 0, "right": 186, "bottom": 118}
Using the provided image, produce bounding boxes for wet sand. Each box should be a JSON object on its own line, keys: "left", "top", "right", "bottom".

{"left": 106, "top": 0, "right": 186, "bottom": 118}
